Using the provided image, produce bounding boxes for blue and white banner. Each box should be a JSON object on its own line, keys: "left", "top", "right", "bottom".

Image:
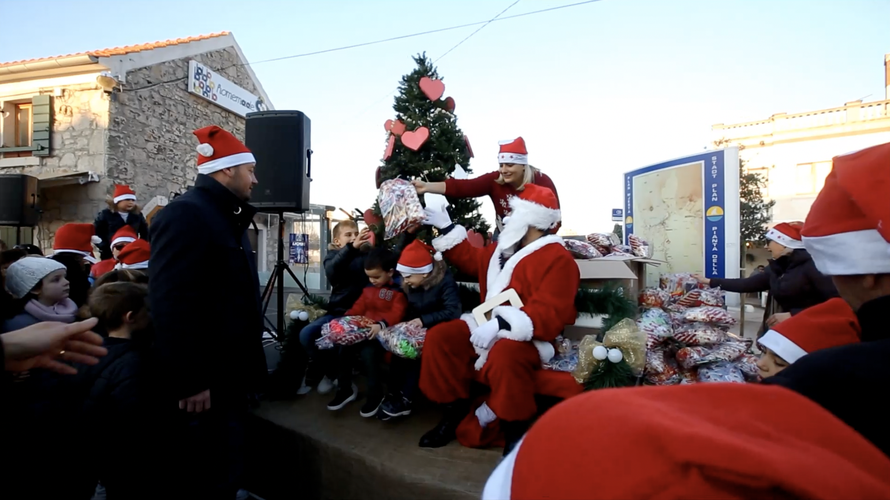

{"left": 624, "top": 148, "right": 739, "bottom": 280}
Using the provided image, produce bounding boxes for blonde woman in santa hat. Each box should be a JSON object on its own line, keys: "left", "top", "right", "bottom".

{"left": 762, "top": 142, "right": 890, "bottom": 458}
{"left": 694, "top": 221, "right": 837, "bottom": 335}
{"left": 412, "top": 137, "right": 560, "bottom": 237}
{"left": 419, "top": 183, "right": 579, "bottom": 456}
{"left": 93, "top": 184, "right": 150, "bottom": 261}
{"left": 51, "top": 223, "right": 101, "bottom": 309}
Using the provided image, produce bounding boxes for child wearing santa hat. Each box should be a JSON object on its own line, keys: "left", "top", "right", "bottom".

{"left": 91, "top": 226, "right": 139, "bottom": 280}
{"left": 94, "top": 184, "right": 150, "bottom": 261}
{"left": 483, "top": 384, "right": 890, "bottom": 500}
{"left": 756, "top": 298, "right": 860, "bottom": 379}
{"left": 115, "top": 240, "right": 150, "bottom": 271}
{"left": 52, "top": 223, "right": 101, "bottom": 308}
{"left": 376, "top": 239, "right": 462, "bottom": 421}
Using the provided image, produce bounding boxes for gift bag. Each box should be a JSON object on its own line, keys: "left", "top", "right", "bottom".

{"left": 377, "top": 321, "right": 427, "bottom": 359}
{"left": 564, "top": 239, "right": 603, "bottom": 259}
{"left": 378, "top": 179, "right": 426, "bottom": 240}
{"left": 628, "top": 234, "right": 651, "bottom": 258}
{"left": 316, "top": 316, "right": 376, "bottom": 350}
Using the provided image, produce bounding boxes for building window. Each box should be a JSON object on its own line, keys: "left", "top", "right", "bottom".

{"left": 794, "top": 161, "right": 832, "bottom": 195}
{"left": 15, "top": 103, "right": 32, "bottom": 147}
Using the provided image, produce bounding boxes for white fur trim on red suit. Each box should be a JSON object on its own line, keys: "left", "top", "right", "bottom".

{"left": 432, "top": 225, "right": 468, "bottom": 253}
{"left": 759, "top": 329, "right": 808, "bottom": 364}
{"left": 507, "top": 197, "right": 560, "bottom": 232}
{"left": 476, "top": 401, "right": 497, "bottom": 428}
{"left": 486, "top": 235, "right": 564, "bottom": 300}
{"left": 197, "top": 152, "right": 256, "bottom": 175}
{"left": 765, "top": 227, "right": 805, "bottom": 250}
{"left": 113, "top": 193, "right": 136, "bottom": 204}
{"left": 115, "top": 260, "right": 149, "bottom": 270}
{"left": 492, "top": 306, "right": 533, "bottom": 342}
{"left": 803, "top": 230, "right": 890, "bottom": 275}
{"left": 483, "top": 438, "right": 522, "bottom": 500}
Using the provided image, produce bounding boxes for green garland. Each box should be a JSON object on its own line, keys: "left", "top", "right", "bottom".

{"left": 584, "top": 359, "right": 635, "bottom": 391}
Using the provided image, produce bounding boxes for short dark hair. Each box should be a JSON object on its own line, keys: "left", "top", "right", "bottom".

{"left": 1, "top": 249, "right": 26, "bottom": 267}
{"left": 364, "top": 246, "right": 396, "bottom": 272}
{"left": 89, "top": 282, "right": 151, "bottom": 337}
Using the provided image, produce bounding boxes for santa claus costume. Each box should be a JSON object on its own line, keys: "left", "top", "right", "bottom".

{"left": 418, "top": 183, "right": 579, "bottom": 455}
{"left": 441, "top": 137, "right": 560, "bottom": 232}
{"left": 483, "top": 384, "right": 890, "bottom": 500}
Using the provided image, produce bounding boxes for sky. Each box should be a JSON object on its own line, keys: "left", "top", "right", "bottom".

{"left": 0, "top": 0, "right": 888, "bottom": 233}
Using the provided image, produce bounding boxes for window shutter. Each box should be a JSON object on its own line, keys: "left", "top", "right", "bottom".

{"left": 30, "top": 95, "right": 52, "bottom": 157}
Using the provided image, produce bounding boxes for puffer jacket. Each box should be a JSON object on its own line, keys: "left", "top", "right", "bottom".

{"left": 403, "top": 260, "right": 462, "bottom": 328}
{"left": 324, "top": 244, "right": 369, "bottom": 315}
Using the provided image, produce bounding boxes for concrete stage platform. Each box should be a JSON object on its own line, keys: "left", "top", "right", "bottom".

{"left": 243, "top": 389, "right": 500, "bottom": 500}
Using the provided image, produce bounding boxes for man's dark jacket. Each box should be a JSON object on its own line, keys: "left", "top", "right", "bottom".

{"left": 762, "top": 294, "right": 890, "bottom": 457}
{"left": 149, "top": 174, "right": 266, "bottom": 404}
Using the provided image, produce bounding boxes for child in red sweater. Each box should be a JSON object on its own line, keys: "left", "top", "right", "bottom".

{"left": 327, "top": 247, "right": 407, "bottom": 417}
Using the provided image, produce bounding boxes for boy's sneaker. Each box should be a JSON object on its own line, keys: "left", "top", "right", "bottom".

{"left": 381, "top": 395, "right": 413, "bottom": 418}
{"left": 317, "top": 376, "right": 337, "bottom": 395}
{"left": 296, "top": 377, "right": 313, "bottom": 395}
{"left": 327, "top": 384, "right": 357, "bottom": 411}
{"left": 360, "top": 393, "right": 385, "bottom": 418}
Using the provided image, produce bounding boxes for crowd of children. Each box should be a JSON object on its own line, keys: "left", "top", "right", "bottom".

{"left": 0, "top": 187, "right": 155, "bottom": 499}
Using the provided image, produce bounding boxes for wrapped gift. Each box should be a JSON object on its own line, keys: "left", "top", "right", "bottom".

{"left": 378, "top": 179, "right": 426, "bottom": 240}
{"left": 377, "top": 321, "right": 427, "bottom": 359}
{"left": 316, "top": 316, "right": 377, "bottom": 349}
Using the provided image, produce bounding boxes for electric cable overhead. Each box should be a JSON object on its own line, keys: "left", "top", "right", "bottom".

{"left": 120, "top": 0, "right": 601, "bottom": 93}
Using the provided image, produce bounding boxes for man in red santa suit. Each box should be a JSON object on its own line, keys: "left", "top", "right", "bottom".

{"left": 418, "top": 184, "right": 579, "bottom": 455}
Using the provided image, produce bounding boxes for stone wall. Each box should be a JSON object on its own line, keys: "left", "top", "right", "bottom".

{"left": 106, "top": 46, "right": 259, "bottom": 202}
{"left": 3, "top": 86, "right": 110, "bottom": 249}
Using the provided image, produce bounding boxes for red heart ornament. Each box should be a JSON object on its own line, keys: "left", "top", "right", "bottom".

{"left": 383, "top": 135, "right": 395, "bottom": 161}
{"left": 419, "top": 77, "right": 445, "bottom": 101}
{"left": 401, "top": 127, "right": 430, "bottom": 151}
{"left": 366, "top": 231, "right": 377, "bottom": 247}
{"left": 363, "top": 208, "right": 383, "bottom": 226}
{"left": 444, "top": 96, "right": 455, "bottom": 113}
{"left": 467, "top": 230, "right": 485, "bottom": 248}
{"left": 464, "top": 135, "right": 474, "bottom": 158}
{"left": 391, "top": 120, "right": 406, "bottom": 136}
{"left": 384, "top": 119, "right": 394, "bottom": 133}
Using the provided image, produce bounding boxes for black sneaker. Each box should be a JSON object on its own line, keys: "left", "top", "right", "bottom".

{"left": 360, "top": 392, "right": 385, "bottom": 418}
{"left": 381, "top": 394, "right": 413, "bottom": 418}
{"left": 327, "top": 384, "right": 358, "bottom": 411}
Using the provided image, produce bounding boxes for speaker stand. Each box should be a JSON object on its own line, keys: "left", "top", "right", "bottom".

{"left": 261, "top": 212, "right": 311, "bottom": 340}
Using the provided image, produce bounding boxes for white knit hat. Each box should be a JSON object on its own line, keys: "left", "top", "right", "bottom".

{"left": 5, "top": 257, "right": 66, "bottom": 299}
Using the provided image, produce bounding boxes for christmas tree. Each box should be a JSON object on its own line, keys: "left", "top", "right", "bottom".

{"left": 373, "top": 53, "right": 490, "bottom": 243}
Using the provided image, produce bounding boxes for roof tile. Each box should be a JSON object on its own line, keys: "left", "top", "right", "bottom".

{"left": 0, "top": 32, "right": 230, "bottom": 69}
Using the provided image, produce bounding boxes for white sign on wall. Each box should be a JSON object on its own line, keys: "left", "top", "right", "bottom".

{"left": 187, "top": 60, "right": 268, "bottom": 117}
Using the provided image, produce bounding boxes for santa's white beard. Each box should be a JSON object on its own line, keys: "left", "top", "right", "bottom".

{"left": 496, "top": 220, "right": 528, "bottom": 259}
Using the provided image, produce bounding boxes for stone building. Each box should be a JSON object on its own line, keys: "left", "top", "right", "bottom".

{"left": 0, "top": 32, "right": 335, "bottom": 284}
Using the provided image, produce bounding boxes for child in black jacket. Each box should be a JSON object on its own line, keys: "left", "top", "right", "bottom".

{"left": 94, "top": 184, "right": 150, "bottom": 261}
{"left": 380, "top": 239, "right": 462, "bottom": 420}
{"left": 298, "top": 220, "right": 371, "bottom": 395}
{"left": 76, "top": 281, "right": 155, "bottom": 499}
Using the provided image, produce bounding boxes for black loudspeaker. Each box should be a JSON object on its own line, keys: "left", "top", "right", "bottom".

{"left": 245, "top": 110, "right": 312, "bottom": 212}
{"left": 0, "top": 174, "right": 39, "bottom": 226}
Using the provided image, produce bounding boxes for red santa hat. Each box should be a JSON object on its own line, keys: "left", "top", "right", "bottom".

{"left": 193, "top": 125, "right": 256, "bottom": 175}
{"left": 758, "top": 298, "right": 860, "bottom": 364}
{"left": 396, "top": 239, "right": 441, "bottom": 276}
{"left": 53, "top": 223, "right": 100, "bottom": 264}
{"left": 115, "top": 239, "right": 150, "bottom": 270}
{"left": 495, "top": 184, "right": 562, "bottom": 254}
{"left": 802, "top": 142, "right": 890, "bottom": 275}
{"left": 110, "top": 225, "right": 138, "bottom": 248}
{"left": 483, "top": 384, "right": 890, "bottom": 500}
{"left": 497, "top": 137, "right": 528, "bottom": 165}
{"left": 112, "top": 184, "right": 137, "bottom": 204}
{"left": 765, "top": 221, "right": 805, "bottom": 249}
